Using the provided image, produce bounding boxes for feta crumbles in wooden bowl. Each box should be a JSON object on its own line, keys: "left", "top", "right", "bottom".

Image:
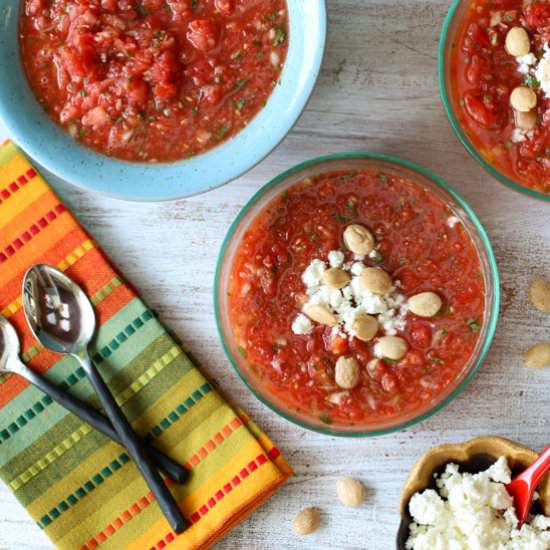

{"left": 396, "top": 437, "right": 550, "bottom": 550}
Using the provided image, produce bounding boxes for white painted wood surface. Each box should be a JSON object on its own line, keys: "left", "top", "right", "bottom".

{"left": 2, "top": 1, "right": 550, "bottom": 548}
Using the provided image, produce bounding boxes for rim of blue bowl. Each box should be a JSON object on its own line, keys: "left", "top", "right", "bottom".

{"left": 214, "top": 151, "right": 501, "bottom": 437}
{"left": 0, "top": 0, "right": 328, "bottom": 202}
{"left": 439, "top": 0, "right": 550, "bottom": 202}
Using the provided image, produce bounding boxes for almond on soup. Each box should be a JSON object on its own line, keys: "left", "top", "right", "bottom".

{"left": 227, "top": 170, "right": 486, "bottom": 427}
{"left": 20, "top": 0, "right": 288, "bottom": 162}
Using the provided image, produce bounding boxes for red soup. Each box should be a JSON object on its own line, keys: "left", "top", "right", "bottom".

{"left": 20, "top": 0, "right": 288, "bottom": 162}
{"left": 228, "top": 170, "right": 486, "bottom": 428}
{"left": 450, "top": 1, "right": 550, "bottom": 195}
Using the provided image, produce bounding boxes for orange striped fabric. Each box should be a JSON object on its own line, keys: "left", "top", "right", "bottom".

{"left": 0, "top": 141, "right": 292, "bottom": 549}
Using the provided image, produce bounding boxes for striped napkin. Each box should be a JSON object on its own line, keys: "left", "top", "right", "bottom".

{"left": 0, "top": 141, "right": 292, "bottom": 550}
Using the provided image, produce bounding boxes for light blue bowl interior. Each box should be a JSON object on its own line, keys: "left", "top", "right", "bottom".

{"left": 0, "top": 1, "right": 326, "bottom": 201}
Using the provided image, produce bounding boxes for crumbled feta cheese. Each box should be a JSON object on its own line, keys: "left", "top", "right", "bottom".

{"left": 511, "top": 127, "right": 533, "bottom": 143}
{"left": 350, "top": 262, "right": 366, "bottom": 276}
{"left": 446, "top": 216, "right": 460, "bottom": 229}
{"left": 406, "top": 457, "right": 550, "bottom": 550}
{"left": 368, "top": 249, "right": 379, "bottom": 259}
{"left": 517, "top": 52, "right": 537, "bottom": 75}
{"left": 535, "top": 43, "right": 550, "bottom": 98}
{"left": 301, "top": 259, "right": 326, "bottom": 287}
{"left": 293, "top": 252, "right": 408, "bottom": 341}
{"left": 327, "top": 390, "right": 348, "bottom": 405}
{"left": 291, "top": 314, "right": 313, "bottom": 335}
{"left": 328, "top": 250, "right": 345, "bottom": 268}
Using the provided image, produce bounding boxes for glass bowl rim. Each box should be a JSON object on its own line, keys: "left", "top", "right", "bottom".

{"left": 214, "top": 151, "right": 501, "bottom": 437}
{"left": 439, "top": 0, "right": 550, "bottom": 202}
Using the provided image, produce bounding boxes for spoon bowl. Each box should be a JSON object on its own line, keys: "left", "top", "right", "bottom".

{"left": 22, "top": 264, "right": 95, "bottom": 356}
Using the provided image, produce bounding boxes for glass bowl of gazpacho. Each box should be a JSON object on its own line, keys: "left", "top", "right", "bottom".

{"left": 441, "top": 0, "right": 550, "bottom": 200}
{"left": 215, "top": 153, "right": 500, "bottom": 436}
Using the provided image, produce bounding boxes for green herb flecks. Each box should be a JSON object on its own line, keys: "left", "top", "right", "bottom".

{"left": 525, "top": 74, "right": 540, "bottom": 88}
{"left": 235, "top": 79, "right": 248, "bottom": 91}
{"left": 383, "top": 357, "right": 399, "bottom": 366}
{"left": 467, "top": 318, "right": 481, "bottom": 333}
{"left": 319, "top": 413, "right": 333, "bottom": 425}
{"left": 372, "top": 251, "right": 384, "bottom": 263}
{"left": 217, "top": 124, "right": 230, "bottom": 139}
{"left": 136, "top": 3, "right": 151, "bottom": 17}
{"left": 273, "top": 26, "right": 287, "bottom": 46}
{"left": 234, "top": 98, "right": 246, "bottom": 112}
{"left": 333, "top": 212, "right": 348, "bottom": 223}
{"left": 237, "top": 346, "right": 248, "bottom": 358}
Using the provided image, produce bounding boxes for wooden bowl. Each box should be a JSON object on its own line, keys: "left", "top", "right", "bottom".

{"left": 396, "top": 437, "right": 550, "bottom": 549}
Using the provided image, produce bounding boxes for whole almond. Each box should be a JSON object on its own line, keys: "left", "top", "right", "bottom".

{"left": 529, "top": 277, "right": 550, "bottom": 313}
{"left": 343, "top": 224, "right": 375, "bottom": 256}
{"left": 352, "top": 314, "right": 379, "bottom": 342}
{"left": 505, "top": 27, "right": 531, "bottom": 57}
{"left": 375, "top": 336, "right": 408, "bottom": 361}
{"left": 359, "top": 268, "right": 393, "bottom": 294}
{"left": 336, "top": 477, "right": 367, "bottom": 508}
{"left": 304, "top": 304, "right": 338, "bottom": 326}
{"left": 335, "top": 356, "right": 360, "bottom": 389}
{"left": 408, "top": 292, "right": 443, "bottom": 318}
{"left": 322, "top": 268, "right": 351, "bottom": 290}
{"left": 510, "top": 86, "right": 537, "bottom": 112}
{"left": 293, "top": 507, "right": 320, "bottom": 536}
{"left": 524, "top": 342, "right": 550, "bottom": 369}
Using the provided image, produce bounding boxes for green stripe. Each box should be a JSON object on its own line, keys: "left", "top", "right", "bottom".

{"left": 36, "top": 452, "right": 131, "bottom": 529}
{"left": 144, "top": 382, "right": 212, "bottom": 443}
{"left": 0, "top": 300, "right": 162, "bottom": 464}
{"left": 5, "top": 345, "right": 188, "bottom": 505}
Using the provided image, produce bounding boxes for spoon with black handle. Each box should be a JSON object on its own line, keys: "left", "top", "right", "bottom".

{"left": 0, "top": 315, "right": 188, "bottom": 483}
{"left": 22, "top": 265, "right": 187, "bottom": 534}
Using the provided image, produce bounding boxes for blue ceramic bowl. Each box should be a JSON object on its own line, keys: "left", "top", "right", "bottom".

{"left": 0, "top": 1, "right": 326, "bottom": 201}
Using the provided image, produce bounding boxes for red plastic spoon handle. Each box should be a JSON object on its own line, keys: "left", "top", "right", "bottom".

{"left": 516, "top": 445, "right": 550, "bottom": 489}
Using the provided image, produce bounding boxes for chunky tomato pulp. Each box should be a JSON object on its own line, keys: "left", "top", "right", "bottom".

{"left": 20, "top": 0, "right": 288, "bottom": 162}
{"left": 451, "top": 1, "right": 550, "bottom": 194}
{"left": 228, "top": 170, "right": 486, "bottom": 427}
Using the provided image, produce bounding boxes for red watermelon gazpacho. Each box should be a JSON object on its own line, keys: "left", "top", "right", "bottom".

{"left": 20, "top": 0, "right": 288, "bottom": 162}
{"left": 227, "top": 169, "right": 486, "bottom": 428}
{"left": 450, "top": 0, "right": 550, "bottom": 195}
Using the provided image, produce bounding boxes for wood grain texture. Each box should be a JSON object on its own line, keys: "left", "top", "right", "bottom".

{"left": 2, "top": 0, "right": 550, "bottom": 548}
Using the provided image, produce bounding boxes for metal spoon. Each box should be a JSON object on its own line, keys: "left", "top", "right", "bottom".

{"left": 22, "top": 265, "right": 187, "bottom": 534}
{"left": 0, "top": 316, "right": 188, "bottom": 483}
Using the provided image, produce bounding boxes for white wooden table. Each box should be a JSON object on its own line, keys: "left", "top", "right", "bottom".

{"left": 2, "top": 1, "right": 550, "bottom": 548}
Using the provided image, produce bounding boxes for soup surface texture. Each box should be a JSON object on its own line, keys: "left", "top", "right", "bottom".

{"left": 20, "top": 0, "right": 288, "bottom": 162}
{"left": 228, "top": 169, "right": 486, "bottom": 428}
